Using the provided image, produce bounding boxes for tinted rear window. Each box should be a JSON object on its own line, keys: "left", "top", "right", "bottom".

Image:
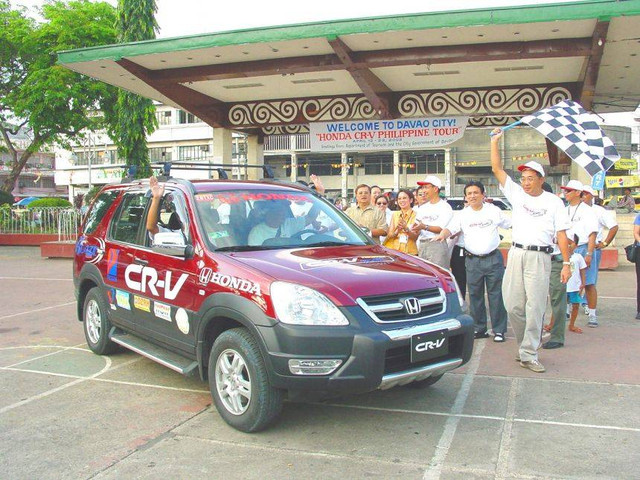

{"left": 84, "top": 190, "right": 119, "bottom": 234}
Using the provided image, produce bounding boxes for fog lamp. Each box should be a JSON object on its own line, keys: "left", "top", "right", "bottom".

{"left": 288, "top": 359, "right": 342, "bottom": 376}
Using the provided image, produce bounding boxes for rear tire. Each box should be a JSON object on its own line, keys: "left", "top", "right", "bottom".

{"left": 407, "top": 374, "right": 444, "bottom": 389}
{"left": 209, "top": 328, "right": 283, "bottom": 432}
{"left": 83, "top": 287, "right": 116, "bottom": 355}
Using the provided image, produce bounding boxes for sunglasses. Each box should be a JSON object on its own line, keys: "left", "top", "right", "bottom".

{"left": 376, "top": 202, "right": 388, "bottom": 206}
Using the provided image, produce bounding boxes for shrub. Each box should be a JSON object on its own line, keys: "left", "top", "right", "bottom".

{"left": 27, "top": 197, "right": 72, "bottom": 208}
{"left": 0, "top": 190, "right": 14, "bottom": 206}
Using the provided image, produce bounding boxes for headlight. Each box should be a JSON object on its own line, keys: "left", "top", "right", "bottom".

{"left": 270, "top": 282, "right": 349, "bottom": 326}
{"left": 452, "top": 276, "right": 466, "bottom": 310}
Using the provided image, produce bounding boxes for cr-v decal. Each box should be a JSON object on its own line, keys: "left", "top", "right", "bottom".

{"left": 125, "top": 264, "right": 188, "bottom": 300}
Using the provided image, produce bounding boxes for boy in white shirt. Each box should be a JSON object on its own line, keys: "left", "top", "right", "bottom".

{"left": 566, "top": 240, "right": 587, "bottom": 334}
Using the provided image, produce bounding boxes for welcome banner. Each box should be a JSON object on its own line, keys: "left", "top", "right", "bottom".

{"left": 309, "top": 116, "right": 469, "bottom": 152}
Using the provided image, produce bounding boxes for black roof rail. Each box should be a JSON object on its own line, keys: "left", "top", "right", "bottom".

{"left": 164, "top": 177, "right": 196, "bottom": 194}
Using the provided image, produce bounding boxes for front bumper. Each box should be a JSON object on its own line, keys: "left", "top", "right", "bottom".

{"left": 256, "top": 300, "right": 474, "bottom": 395}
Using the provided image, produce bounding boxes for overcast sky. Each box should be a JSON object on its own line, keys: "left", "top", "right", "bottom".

{"left": 10, "top": 0, "right": 639, "bottom": 124}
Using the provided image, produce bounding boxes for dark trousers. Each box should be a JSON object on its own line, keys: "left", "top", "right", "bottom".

{"left": 466, "top": 250, "right": 508, "bottom": 334}
{"left": 548, "top": 258, "right": 567, "bottom": 344}
{"left": 450, "top": 245, "right": 467, "bottom": 297}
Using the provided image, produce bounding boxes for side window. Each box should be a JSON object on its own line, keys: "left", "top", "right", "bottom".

{"left": 149, "top": 190, "right": 191, "bottom": 245}
{"left": 109, "top": 193, "right": 149, "bottom": 245}
{"left": 84, "top": 190, "right": 119, "bottom": 234}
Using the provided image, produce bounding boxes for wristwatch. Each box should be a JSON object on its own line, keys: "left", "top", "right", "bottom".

{"left": 562, "top": 261, "right": 571, "bottom": 266}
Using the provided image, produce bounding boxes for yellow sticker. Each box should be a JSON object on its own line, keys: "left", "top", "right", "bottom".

{"left": 133, "top": 295, "right": 151, "bottom": 312}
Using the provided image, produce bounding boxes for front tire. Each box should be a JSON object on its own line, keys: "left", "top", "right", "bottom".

{"left": 83, "top": 287, "right": 116, "bottom": 355}
{"left": 209, "top": 328, "right": 283, "bottom": 432}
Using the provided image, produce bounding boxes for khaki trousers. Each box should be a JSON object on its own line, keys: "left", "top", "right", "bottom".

{"left": 502, "top": 247, "right": 551, "bottom": 362}
{"left": 418, "top": 240, "right": 450, "bottom": 269}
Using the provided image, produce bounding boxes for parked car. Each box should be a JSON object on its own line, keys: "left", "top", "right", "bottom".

{"left": 74, "top": 177, "right": 473, "bottom": 432}
{"left": 446, "top": 197, "right": 511, "bottom": 211}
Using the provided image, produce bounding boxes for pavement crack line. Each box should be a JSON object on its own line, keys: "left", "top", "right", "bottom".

{"left": 0, "top": 301, "right": 75, "bottom": 321}
{"left": 0, "top": 276, "right": 74, "bottom": 281}
{"left": 495, "top": 377, "right": 520, "bottom": 479}
{"left": 0, "top": 356, "right": 142, "bottom": 415}
{"left": 86, "top": 407, "right": 211, "bottom": 479}
{"left": 423, "top": 339, "right": 486, "bottom": 480}
{"left": 175, "top": 435, "right": 431, "bottom": 468}
{"left": 5, "top": 344, "right": 87, "bottom": 368}
{"left": 0, "top": 357, "right": 112, "bottom": 415}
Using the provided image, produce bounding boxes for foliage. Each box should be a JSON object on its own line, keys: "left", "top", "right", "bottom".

{"left": 0, "top": 190, "right": 14, "bottom": 206}
{"left": 27, "top": 197, "right": 72, "bottom": 208}
{"left": 0, "top": 0, "right": 118, "bottom": 193}
{"left": 83, "top": 185, "right": 102, "bottom": 206}
{"left": 109, "top": 0, "right": 159, "bottom": 178}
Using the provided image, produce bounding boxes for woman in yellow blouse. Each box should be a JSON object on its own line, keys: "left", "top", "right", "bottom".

{"left": 383, "top": 189, "right": 419, "bottom": 254}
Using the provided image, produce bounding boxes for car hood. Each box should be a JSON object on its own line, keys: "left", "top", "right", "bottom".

{"left": 225, "top": 244, "right": 452, "bottom": 306}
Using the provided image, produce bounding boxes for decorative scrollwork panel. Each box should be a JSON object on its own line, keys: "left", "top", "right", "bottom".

{"left": 229, "top": 84, "right": 575, "bottom": 128}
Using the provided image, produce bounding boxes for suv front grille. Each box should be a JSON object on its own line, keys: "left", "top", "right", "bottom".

{"left": 357, "top": 288, "right": 446, "bottom": 323}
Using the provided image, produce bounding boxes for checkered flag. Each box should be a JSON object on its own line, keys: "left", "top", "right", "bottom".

{"left": 520, "top": 100, "right": 620, "bottom": 176}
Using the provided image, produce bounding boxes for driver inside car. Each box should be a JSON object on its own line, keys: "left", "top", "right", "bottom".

{"left": 247, "top": 200, "right": 321, "bottom": 246}
{"left": 146, "top": 176, "right": 187, "bottom": 245}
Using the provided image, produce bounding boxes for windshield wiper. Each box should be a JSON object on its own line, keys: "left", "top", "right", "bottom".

{"left": 303, "top": 241, "right": 360, "bottom": 247}
{"left": 214, "top": 245, "right": 281, "bottom": 252}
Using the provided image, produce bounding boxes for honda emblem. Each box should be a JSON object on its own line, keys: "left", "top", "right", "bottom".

{"left": 404, "top": 297, "right": 421, "bottom": 315}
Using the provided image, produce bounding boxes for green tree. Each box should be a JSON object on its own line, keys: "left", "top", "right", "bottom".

{"left": 0, "top": 0, "right": 118, "bottom": 194}
{"left": 110, "top": 0, "right": 158, "bottom": 178}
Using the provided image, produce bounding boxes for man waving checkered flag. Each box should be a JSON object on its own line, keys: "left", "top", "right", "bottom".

{"left": 520, "top": 100, "right": 620, "bottom": 176}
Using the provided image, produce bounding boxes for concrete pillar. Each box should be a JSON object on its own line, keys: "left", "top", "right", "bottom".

{"left": 444, "top": 148, "right": 452, "bottom": 196}
{"left": 290, "top": 153, "right": 298, "bottom": 182}
{"left": 213, "top": 128, "right": 233, "bottom": 179}
{"left": 570, "top": 161, "right": 591, "bottom": 186}
{"left": 393, "top": 150, "right": 400, "bottom": 191}
{"left": 341, "top": 152, "right": 348, "bottom": 200}
{"left": 247, "top": 134, "right": 265, "bottom": 181}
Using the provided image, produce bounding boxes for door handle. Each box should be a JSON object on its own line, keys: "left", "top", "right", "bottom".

{"left": 133, "top": 257, "right": 148, "bottom": 266}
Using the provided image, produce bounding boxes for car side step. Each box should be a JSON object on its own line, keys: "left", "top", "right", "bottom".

{"left": 109, "top": 329, "right": 198, "bottom": 376}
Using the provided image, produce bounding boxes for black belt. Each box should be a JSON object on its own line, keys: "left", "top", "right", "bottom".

{"left": 512, "top": 242, "right": 553, "bottom": 254}
{"left": 466, "top": 249, "right": 498, "bottom": 259}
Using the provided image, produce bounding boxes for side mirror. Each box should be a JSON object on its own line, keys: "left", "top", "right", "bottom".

{"left": 151, "top": 231, "right": 193, "bottom": 259}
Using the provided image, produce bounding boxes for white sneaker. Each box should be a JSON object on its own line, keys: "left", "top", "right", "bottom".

{"left": 583, "top": 304, "right": 590, "bottom": 316}
{"left": 588, "top": 316, "right": 599, "bottom": 327}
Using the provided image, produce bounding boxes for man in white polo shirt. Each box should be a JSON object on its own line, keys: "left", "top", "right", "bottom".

{"left": 434, "top": 180, "right": 512, "bottom": 342}
{"left": 491, "top": 128, "right": 571, "bottom": 373}
{"left": 411, "top": 175, "right": 453, "bottom": 268}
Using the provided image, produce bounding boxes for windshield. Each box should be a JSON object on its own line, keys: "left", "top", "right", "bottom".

{"left": 194, "top": 189, "right": 370, "bottom": 251}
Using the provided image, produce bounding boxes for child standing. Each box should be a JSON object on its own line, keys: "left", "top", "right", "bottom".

{"left": 566, "top": 241, "right": 587, "bottom": 333}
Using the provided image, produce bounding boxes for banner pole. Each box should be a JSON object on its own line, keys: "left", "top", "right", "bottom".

{"left": 489, "top": 119, "right": 523, "bottom": 136}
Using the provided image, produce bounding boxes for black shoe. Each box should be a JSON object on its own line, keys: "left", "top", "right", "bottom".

{"left": 474, "top": 330, "right": 490, "bottom": 339}
{"left": 542, "top": 341, "right": 564, "bottom": 349}
{"left": 636, "top": 312, "right": 640, "bottom": 320}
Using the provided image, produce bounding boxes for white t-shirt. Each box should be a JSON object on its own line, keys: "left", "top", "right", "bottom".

{"left": 500, "top": 176, "right": 570, "bottom": 246}
{"left": 591, "top": 203, "right": 618, "bottom": 243}
{"left": 447, "top": 203, "right": 512, "bottom": 255}
{"left": 247, "top": 217, "right": 306, "bottom": 246}
{"left": 566, "top": 252, "right": 587, "bottom": 293}
{"left": 566, "top": 202, "right": 598, "bottom": 246}
{"left": 415, "top": 199, "right": 453, "bottom": 241}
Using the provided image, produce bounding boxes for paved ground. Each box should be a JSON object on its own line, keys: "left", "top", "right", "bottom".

{"left": 1, "top": 246, "right": 639, "bottom": 480}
